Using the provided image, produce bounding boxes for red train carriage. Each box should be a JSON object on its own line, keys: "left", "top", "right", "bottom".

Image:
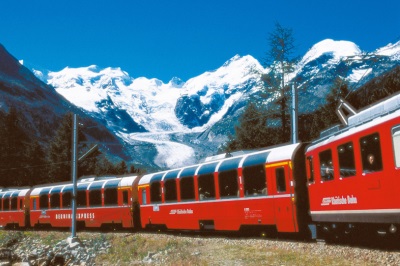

{"left": 138, "top": 143, "right": 310, "bottom": 236}
{"left": 0, "top": 188, "right": 31, "bottom": 228}
{"left": 306, "top": 94, "right": 400, "bottom": 239}
{"left": 29, "top": 175, "right": 139, "bottom": 229}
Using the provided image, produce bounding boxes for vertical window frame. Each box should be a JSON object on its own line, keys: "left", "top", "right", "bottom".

{"left": 319, "top": 149, "right": 334, "bottom": 181}
{"left": 337, "top": 141, "right": 356, "bottom": 178}
{"left": 392, "top": 125, "right": 400, "bottom": 168}
{"left": 360, "top": 132, "right": 383, "bottom": 173}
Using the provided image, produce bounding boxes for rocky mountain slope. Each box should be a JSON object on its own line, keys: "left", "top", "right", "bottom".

{"left": 1, "top": 38, "right": 399, "bottom": 170}
{"left": 33, "top": 39, "right": 400, "bottom": 169}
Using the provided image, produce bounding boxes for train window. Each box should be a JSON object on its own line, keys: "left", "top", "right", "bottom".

{"left": 337, "top": 142, "right": 356, "bottom": 177}
{"left": 62, "top": 192, "right": 72, "bottom": 208}
{"left": 307, "top": 156, "right": 314, "bottom": 183}
{"left": 164, "top": 179, "right": 177, "bottom": 202}
{"left": 3, "top": 198, "right": 9, "bottom": 211}
{"left": 77, "top": 191, "right": 87, "bottom": 208}
{"left": 150, "top": 182, "right": 162, "bottom": 203}
{"left": 142, "top": 189, "right": 147, "bottom": 205}
{"left": 243, "top": 164, "right": 266, "bottom": 197}
{"left": 218, "top": 169, "right": 239, "bottom": 198}
{"left": 180, "top": 177, "right": 195, "bottom": 201}
{"left": 11, "top": 197, "right": 17, "bottom": 210}
{"left": 276, "top": 167, "right": 286, "bottom": 193}
{"left": 104, "top": 188, "right": 118, "bottom": 206}
{"left": 198, "top": 174, "right": 216, "bottom": 201}
{"left": 392, "top": 126, "right": 400, "bottom": 167}
{"left": 89, "top": 190, "right": 102, "bottom": 207}
{"left": 39, "top": 194, "right": 48, "bottom": 209}
{"left": 123, "top": 190, "right": 129, "bottom": 205}
{"left": 33, "top": 199, "right": 37, "bottom": 210}
{"left": 319, "top": 149, "right": 334, "bottom": 181}
{"left": 360, "top": 133, "right": 382, "bottom": 173}
{"left": 50, "top": 193, "right": 60, "bottom": 209}
{"left": 19, "top": 199, "right": 23, "bottom": 210}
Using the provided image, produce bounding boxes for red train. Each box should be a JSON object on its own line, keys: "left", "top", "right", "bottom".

{"left": 1, "top": 176, "right": 140, "bottom": 230}
{"left": 1, "top": 93, "right": 400, "bottom": 241}
{"left": 137, "top": 143, "right": 309, "bottom": 237}
{"left": 306, "top": 94, "right": 400, "bottom": 240}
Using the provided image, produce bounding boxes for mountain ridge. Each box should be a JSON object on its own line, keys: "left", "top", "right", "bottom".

{"left": 8, "top": 39, "right": 400, "bottom": 170}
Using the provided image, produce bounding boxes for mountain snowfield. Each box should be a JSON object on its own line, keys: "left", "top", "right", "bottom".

{"left": 34, "top": 39, "right": 400, "bottom": 169}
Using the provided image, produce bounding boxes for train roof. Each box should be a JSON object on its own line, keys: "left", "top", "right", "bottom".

{"left": 307, "top": 93, "right": 400, "bottom": 152}
{"left": 138, "top": 143, "right": 300, "bottom": 185}
{"left": 0, "top": 188, "right": 30, "bottom": 198}
{"left": 30, "top": 175, "right": 138, "bottom": 197}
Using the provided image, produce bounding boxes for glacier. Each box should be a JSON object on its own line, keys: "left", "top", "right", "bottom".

{"left": 33, "top": 39, "right": 400, "bottom": 169}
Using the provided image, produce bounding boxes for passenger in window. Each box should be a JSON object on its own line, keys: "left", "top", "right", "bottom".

{"left": 365, "top": 154, "right": 378, "bottom": 172}
{"left": 261, "top": 187, "right": 267, "bottom": 195}
{"left": 199, "top": 187, "right": 204, "bottom": 200}
{"left": 321, "top": 162, "right": 333, "bottom": 180}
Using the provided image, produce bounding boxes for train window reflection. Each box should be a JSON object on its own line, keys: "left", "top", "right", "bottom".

{"left": 337, "top": 142, "right": 356, "bottom": 177}
{"left": 89, "top": 190, "right": 102, "bottom": 207}
{"left": 11, "top": 197, "right": 17, "bottom": 210}
{"left": 392, "top": 126, "right": 400, "bottom": 167}
{"left": 198, "top": 174, "right": 215, "bottom": 201}
{"left": 39, "top": 194, "right": 48, "bottom": 210}
{"left": 243, "top": 164, "right": 266, "bottom": 197}
{"left": 218, "top": 169, "right": 239, "bottom": 198}
{"left": 4, "top": 198, "right": 10, "bottom": 211}
{"left": 62, "top": 192, "right": 71, "bottom": 208}
{"left": 50, "top": 193, "right": 60, "bottom": 209}
{"left": 104, "top": 188, "right": 118, "bottom": 206}
{"left": 307, "top": 156, "right": 314, "bottom": 183}
{"left": 77, "top": 191, "right": 87, "bottom": 208}
{"left": 276, "top": 168, "right": 286, "bottom": 192}
{"left": 123, "top": 190, "right": 129, "bottom": 205}
{"left": 319, "top": 149, "right": 334, "bottom": 181}
{"left": 164, "top": 179, "right": 177, "bottom": 202}
{"left": 360, "top": 133, "right": 382, "bottom": 173}
{"left": 180, "top": 177, "right": 195, "bottom": 201}
{"left": 150, "top": 182, "right": 162, "bottom": 203}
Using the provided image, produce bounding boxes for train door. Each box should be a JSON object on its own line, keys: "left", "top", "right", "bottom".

{"left": 271, "top": 163, "right": 297, "bottom": 232}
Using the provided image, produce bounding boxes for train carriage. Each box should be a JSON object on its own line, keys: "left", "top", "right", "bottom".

{"left": 306, "top": 94, "right": 400, "bottom": 239}
{"left": 29, "top": 175, "right": 139, "bottom": 229}
{"left": 138, "top": 143, "right": 310, "bottom": 236}
{"left": 0, "top": 188, "right": 31, "bottom": 228}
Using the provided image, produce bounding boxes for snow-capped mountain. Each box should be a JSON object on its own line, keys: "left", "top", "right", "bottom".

{"left": 34, "top": 39, "right": 400, "bottom": 170}
{"left": 0, "top": 44, "right": 121, "bottom": 156}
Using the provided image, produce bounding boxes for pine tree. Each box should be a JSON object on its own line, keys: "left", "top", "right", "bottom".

{"left": 226, "top": 102, "right": 279, "bottom": 151}
{"left": 0, "top": 107, "right": 33, "bottom": 186}
{"left": 26, "top": 141, "right": 48, "bottom": 186}
{"left": 321, "top": 77, "right": 351, "bottom": 127}
{"left": 47, "top": 113, "right": 88, "bottom": 183}
{"left": 262, "top": 22, "right": 297, "bottom": 143}
{"left": 116, "top": 161, "right": 128, "bottom": 175}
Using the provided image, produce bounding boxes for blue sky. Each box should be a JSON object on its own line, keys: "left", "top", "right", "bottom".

{"left": 1, "top": 0, "right": 399, "bottom": 82}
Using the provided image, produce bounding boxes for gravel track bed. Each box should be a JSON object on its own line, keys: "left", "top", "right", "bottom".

{"left": 2, "top": 230, "right": 400, "bottom": 265}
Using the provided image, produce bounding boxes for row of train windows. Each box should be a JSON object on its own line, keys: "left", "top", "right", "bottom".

{"left": 33, "top": 189, "right": 129, "bottom": 210}
{"left": 310, "top": 129, "right": 400, "bottom": 182}
{"left": 0, "top": 198, "right": 23, "bottom": 211}
{"left": 147, "top": 164, "right": 287, "bottom": 204}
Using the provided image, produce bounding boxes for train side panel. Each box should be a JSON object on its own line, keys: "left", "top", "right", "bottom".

{"left": 306, "top": 96, "right": 400, "bottom": 237}
{"left": 29, "top": 175, "right": 138, "bottom": 229}
{"left": 138, "top": 144, "right": 309, "bottom": 234}
{"left": 0, "top": 189, "right": 30, "bottom": 228}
